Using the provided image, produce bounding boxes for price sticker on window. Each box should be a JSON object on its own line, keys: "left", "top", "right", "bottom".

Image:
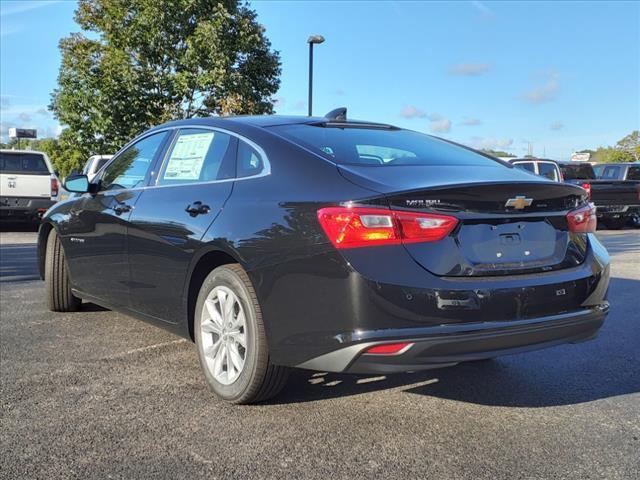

{"left": 163, "top": 132, "right": 214, "bottom": 180}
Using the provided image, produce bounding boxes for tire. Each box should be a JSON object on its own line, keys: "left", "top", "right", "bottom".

{"left": 45, "top": 229, "right": 81, "bottom": 312}
{"left": 194, "top": 264, "right": 289, "bottom": 404}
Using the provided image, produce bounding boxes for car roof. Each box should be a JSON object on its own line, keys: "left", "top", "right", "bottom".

{"left": 0, "top": 149, "right": 46, "bottom": 155}
{"left": 593, "top": 162, "right": 638, "bottom": 166}
{"left": 149, "top": 114, "right": 399, "bottom": 132}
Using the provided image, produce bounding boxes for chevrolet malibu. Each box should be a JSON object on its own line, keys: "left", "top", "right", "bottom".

{"left": 38, "top": 110, "right": 610, "bottom": 404}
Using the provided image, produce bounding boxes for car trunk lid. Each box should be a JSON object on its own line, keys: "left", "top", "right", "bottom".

{"left": 339, "top": 165, "right": 589, "bottom": 277}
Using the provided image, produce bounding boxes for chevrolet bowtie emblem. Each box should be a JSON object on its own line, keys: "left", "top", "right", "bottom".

{"left": 505, "top": 195, "right": 533, "bottom": 209}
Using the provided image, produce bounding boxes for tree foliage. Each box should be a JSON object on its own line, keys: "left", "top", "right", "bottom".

{"left": 50, "top": 0, "right": 281, "bottom": 159}
{"left": 481, "top": 149, "right": 515, "bottom": 158}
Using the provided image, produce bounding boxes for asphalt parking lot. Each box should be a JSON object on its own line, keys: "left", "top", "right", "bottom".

{"left": 1, "top": 226, "right": 639, "bottom": 479}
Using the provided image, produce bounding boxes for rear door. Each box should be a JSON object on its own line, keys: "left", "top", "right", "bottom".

{"left": 127, "top": 128, "right": 237, "bottom": 322}
{"left": 61, "top": 132, "right": 170, "bottom": 305}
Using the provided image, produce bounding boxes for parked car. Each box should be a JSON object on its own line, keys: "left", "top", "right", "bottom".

{"left": 508, "top": 158, "right": 562, "bottom": 182}
{"left": 1, "top": 149, "right": 58, "bottom": 224}
{"left": 38, "top": 112, "right": 610, "bottom": 404}
{"left": 556, "top": 161, "right": 640, "bottom": 228}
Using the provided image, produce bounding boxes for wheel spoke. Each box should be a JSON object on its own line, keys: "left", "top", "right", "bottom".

{"left": 232, "top": 308, "right": 246, "bottom": 329}
{"left": 205, "top": 299, "right": 223, "bottom": 328}
{"left": 225, "top": 345, "right": 235, "bottom": 380}
{"left": 201, "top": 319, "right": 221, "bottom": 335}
{"left": 224, "top": 296, "right": 235, "bottom": 324}
{"left": 228, "top": 343, "right": 244, "bottom": 372}
{"left": 213, "top": 343, "right": 226, "bottom": 378}
{"left": 204, "top": 338, "right": 223, "bottom": 359}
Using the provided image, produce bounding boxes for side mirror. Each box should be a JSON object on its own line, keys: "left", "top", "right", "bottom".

{"left": 64, "top": 174, "right": 90, "bottom": 193}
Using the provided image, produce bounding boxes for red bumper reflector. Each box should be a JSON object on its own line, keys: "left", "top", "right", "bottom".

{"left": 365, "top": 342, "right": 413, "bottom": 355}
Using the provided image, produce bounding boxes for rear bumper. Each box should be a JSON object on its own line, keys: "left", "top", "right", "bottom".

{"left": 0, "top": 196, "right": 54, "bottom": 221}
{"left": 297, "top": 304, "right": 608, "bottom": 373}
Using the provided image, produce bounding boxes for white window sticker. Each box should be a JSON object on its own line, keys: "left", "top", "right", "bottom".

{"left": 163, "top": 132, "right": 214, "bottom": 180}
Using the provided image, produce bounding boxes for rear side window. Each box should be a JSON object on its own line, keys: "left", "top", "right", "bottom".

{"left": 559, "top": 163, "right": 595, "bottom": 180}
{"left": 627, "top": 166, "right": 640, "bottom": 180}
{"left": 0, "top": 152, "right": 49, "bottom": 175}
{"left": 157, "top": 129, "right": 235, "bottom": 186}
{"left": 537, "top": 162, "right": 560, "bottom": 181}
{"left": 270, "top": 124, "right": 501, "bottom": 167}
{"left": 513, "top": 162, "right": 535, "bottom": 173}
{"left": 237, "top": 141, "right": 265, "bottom": 178}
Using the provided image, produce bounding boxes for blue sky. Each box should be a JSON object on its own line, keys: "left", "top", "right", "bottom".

{"left": 1, "top": 0, "right": 638, "bottom": 159}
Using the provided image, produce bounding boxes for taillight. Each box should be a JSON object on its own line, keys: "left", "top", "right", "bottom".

{"left": 567, "top": 203, "right": 597, "bottom": 233}
{"left": 580, "top": 182, "right": 591, "bottom": 200}
{"left": 51, "top": 177, "right": 59, "bottom": 197}
{"left": 317, "top": 207, "right": 458, "bottom": 249}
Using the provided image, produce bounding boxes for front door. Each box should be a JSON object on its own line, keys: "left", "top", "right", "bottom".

{"left": 127, "top": 128, "right": 237, "bottom": 322}
{"left": 62, "top": 131, "right": 170, "bottom": 306}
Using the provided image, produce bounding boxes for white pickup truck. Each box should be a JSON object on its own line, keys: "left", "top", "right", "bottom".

{"left": 0, "top": 149, "right": 58, "bottom": 224}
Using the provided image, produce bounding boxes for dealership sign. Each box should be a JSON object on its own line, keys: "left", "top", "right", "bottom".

{"left": 8, "top": 128, "right": 37, "bottom": 139}
{"left": 570, "top": 152, "right": 590, "bottom": 162}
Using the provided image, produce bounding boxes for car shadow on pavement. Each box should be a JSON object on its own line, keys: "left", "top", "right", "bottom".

{"left": 269, "top": 276, "right": 640, "bottom": 408}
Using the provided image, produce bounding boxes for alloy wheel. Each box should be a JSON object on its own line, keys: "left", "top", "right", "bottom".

{"left": 200, "top": 286, "right": 247, "bottom": 385}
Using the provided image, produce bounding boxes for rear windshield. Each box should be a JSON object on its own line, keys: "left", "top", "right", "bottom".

{"left": 0, "top": 152, "right": 49, "bottom": 175}
{"left": 269, "top": 124, "right": 502, "bottom": 167}
{"left": 559, "top": 162, "right": 595, "bottom": 180}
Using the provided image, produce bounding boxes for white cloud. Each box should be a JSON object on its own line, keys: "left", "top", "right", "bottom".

{"left": 522, "top": 72, "right": 559, "bottom": 104}
{"left": 430, "top": 118, "right": 452, "bottom": 133}
{"left": 550, "top": 121, "right": 564, "bottom": 131}
{"left": 18, "top": 112, "right": 31, "bottom": 122}
{"left": 0, "top": 1, "right": 62, "bottom": 17}
{"left": 400, "top": 105, "right": 427, "bottom": 119}
{"left": 461, "top": 118, "right": 482, "bottom": 126}
{"left": 427, "top": 112, "right": 443, "bottom": 121}
{"left": 470, "top": 137, "right": 514, "bottom": 150}
{"left": 448, "top": 63, "right": 491, "bottom": 76}
{"left": 272, "top": 96, "right": 285, "bottom": 108}
{"left": 470, "top": 1, "right": 495, "bottom": 19}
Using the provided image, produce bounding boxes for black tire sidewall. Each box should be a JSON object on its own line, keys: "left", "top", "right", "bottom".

{"left": 194, "top": 266, "right": 264, "bottom": 402}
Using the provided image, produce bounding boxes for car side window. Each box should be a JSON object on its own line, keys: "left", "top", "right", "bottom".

{"left": 237, "top": 140, "right": 265, "bottom": 178}
{"left": 601, "top": 166, "right": 621, "bottom": 179}
{"left": 101, "top": 132, "right": 167, "bottom": 191}
{"left": 627, "top": 166, "right": 640, "bottom": 180}
{"left": 157, "top": 129, "right": 235, "bottom": 186}
{"left": 538, "top": 162, "right": 559, "bottom": 181}
{"left": 514, "top": 162, "right": 535, "bottom": 173}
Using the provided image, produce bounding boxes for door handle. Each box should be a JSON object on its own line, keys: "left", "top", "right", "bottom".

{"left": 185, "top": 201, "right": 211, "bottom": 217}
{"left": 113, "top": 202, "right": 133, "bottom": 215}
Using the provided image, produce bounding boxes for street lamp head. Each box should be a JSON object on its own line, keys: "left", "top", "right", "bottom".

{"left": 307, "top": 35, "right": 325, "bottom": 44}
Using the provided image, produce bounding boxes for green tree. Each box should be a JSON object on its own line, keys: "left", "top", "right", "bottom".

{"left": 50, "top": 0, "right": 281, "bottom": 158}
{"left": 615, "top": 130, "right": 639, "bottom": 161}
{"left": 481, "top": 149, "right": 515, "bottom": 158}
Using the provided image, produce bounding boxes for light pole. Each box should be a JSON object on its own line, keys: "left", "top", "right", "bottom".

{"left": 307, "top": 35, "right": 325, "bottom": 116}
